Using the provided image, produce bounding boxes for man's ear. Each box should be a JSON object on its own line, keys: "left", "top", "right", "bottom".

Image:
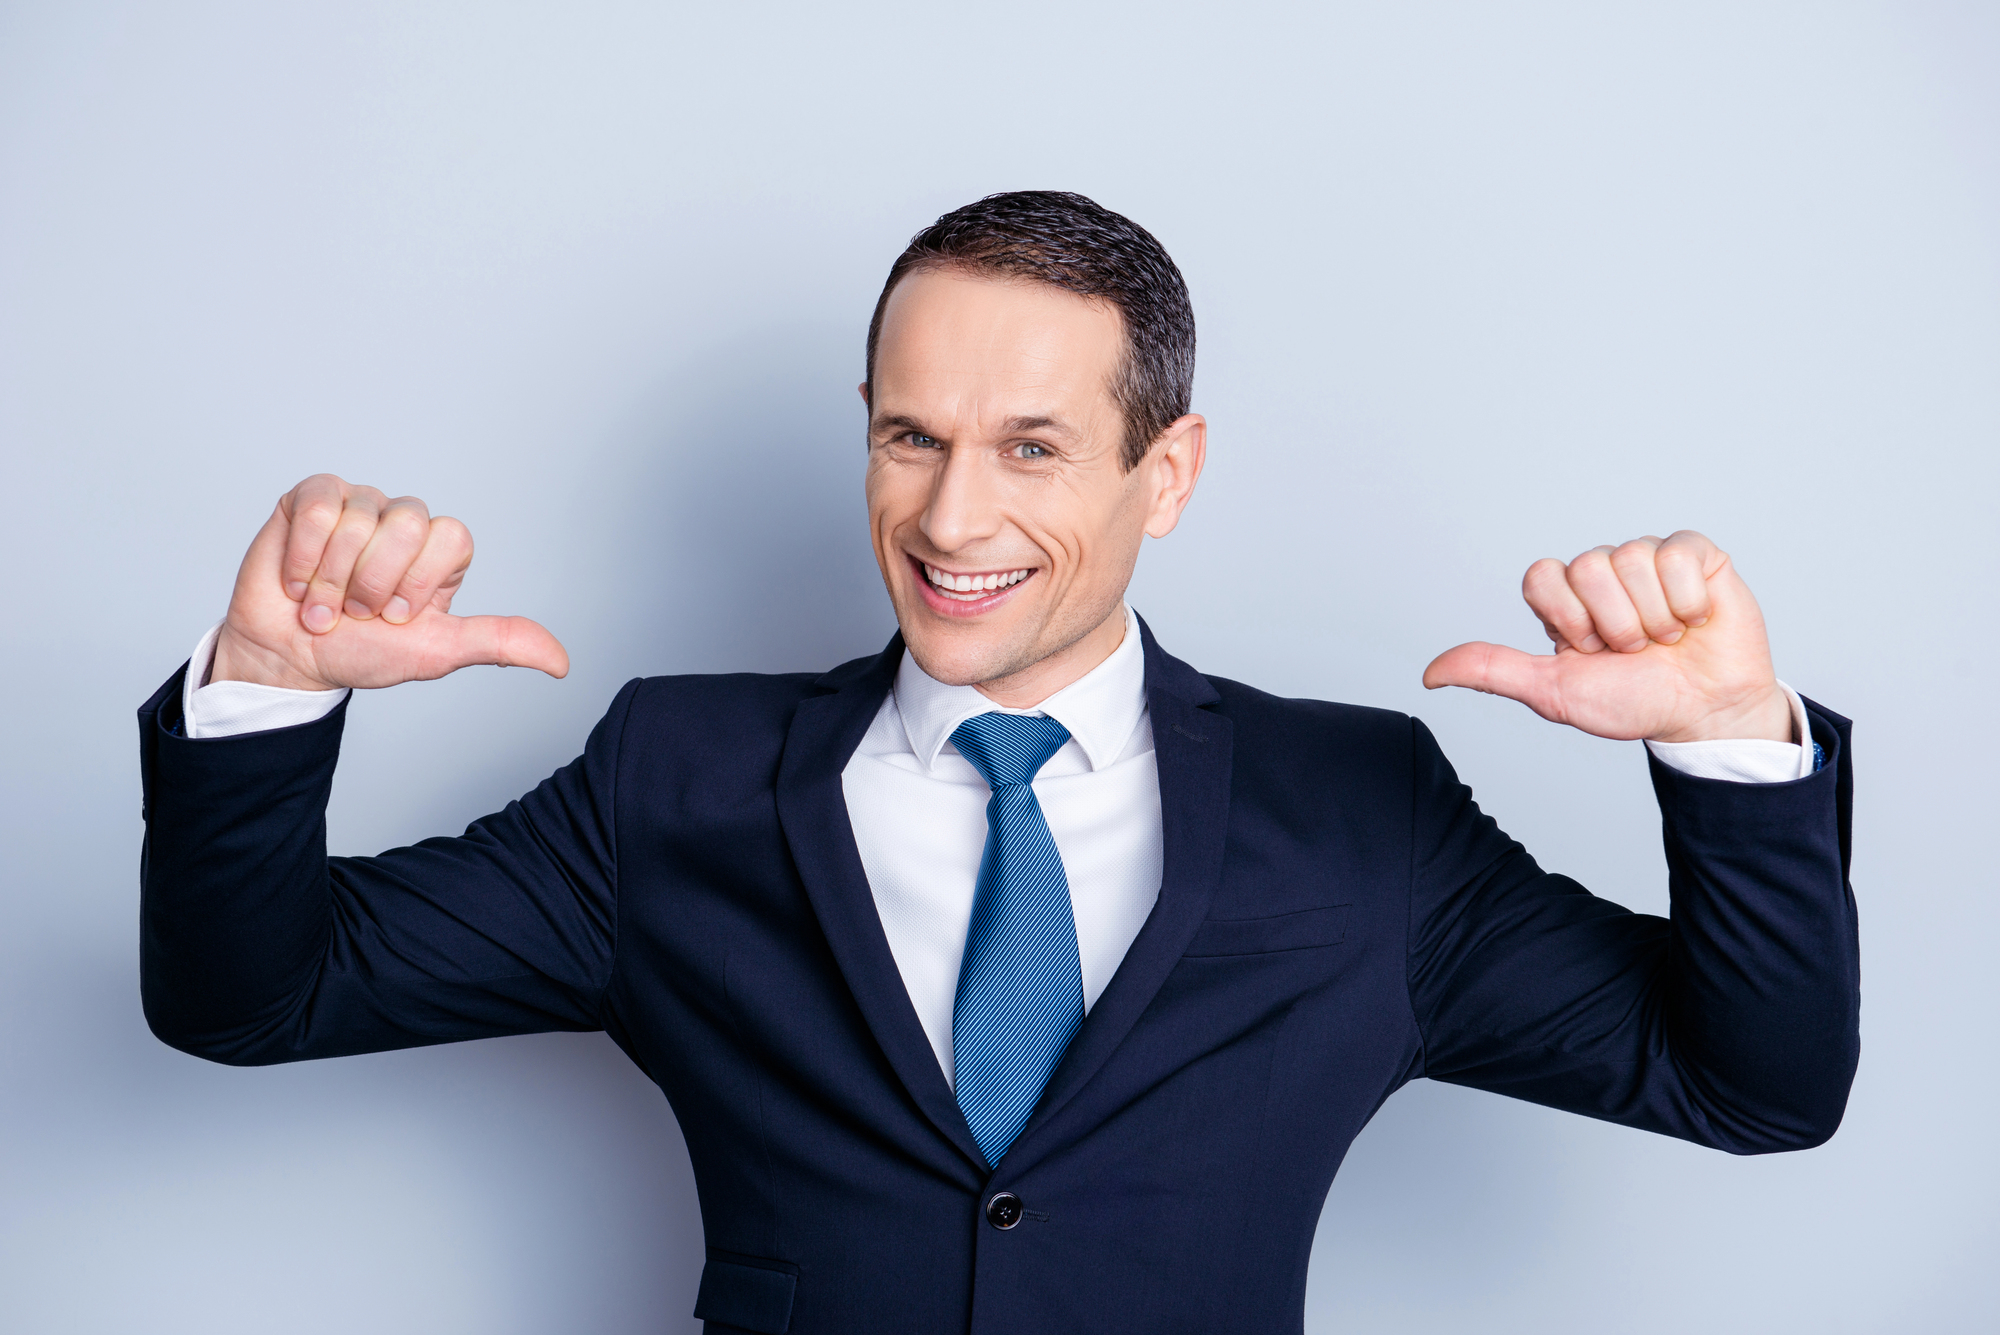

{"left": 1143, "top": 414, "right": 1207, "bottom": 539}
{"left": 857, "top": 382, "right": 870, "bottom": 406}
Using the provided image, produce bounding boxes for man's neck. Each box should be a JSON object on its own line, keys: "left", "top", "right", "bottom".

{"left": 970, "top": 606, "right": 1130, "bottom": 710}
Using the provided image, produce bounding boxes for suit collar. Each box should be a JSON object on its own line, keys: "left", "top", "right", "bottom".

{"left": 995, "top": 619, "right": 1233, "bottom": 1176}
{"left": 1134, "top": 610, "right": 1220, "bottom": 708}
{"left": 779, "top": 632, "right": 992, "bottom": 1178}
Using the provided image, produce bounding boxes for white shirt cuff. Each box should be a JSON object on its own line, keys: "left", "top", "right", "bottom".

{"left": 1643, "top": 681, "right": 1814, "bottom": 783}
{"left": 180, "top": 622, "right": 349, "bottom": 739}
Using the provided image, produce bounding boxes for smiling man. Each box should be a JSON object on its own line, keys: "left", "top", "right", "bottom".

{"left": 138, "top": 191, "right": 1859, "bottom": 1335}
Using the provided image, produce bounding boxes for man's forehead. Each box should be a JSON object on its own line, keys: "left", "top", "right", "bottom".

{"left": 878, "top": 273, "right": 1120, "bottom": 364}
{"left": 872, "top": 271, "right": 1123, "bottom": 420}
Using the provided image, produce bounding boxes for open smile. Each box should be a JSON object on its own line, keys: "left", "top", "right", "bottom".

{"left": 908, "top": 555, "right": 1037, "bottom": 614}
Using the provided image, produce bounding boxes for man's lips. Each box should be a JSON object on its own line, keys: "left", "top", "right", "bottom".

{"left": 907, "top": 555, "right": 1037, "bottom": 615}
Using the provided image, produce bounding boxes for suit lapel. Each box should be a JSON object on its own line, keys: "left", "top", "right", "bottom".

{"left": 999, "top": 618, "right": 1234, "bottom": 1172}
{"left": 773, "top": 637, "right": 991, "bottom": 1176}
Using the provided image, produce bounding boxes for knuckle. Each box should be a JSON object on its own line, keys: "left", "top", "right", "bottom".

{"left": 1566, "top": 551, "right": 1611, "bottom": 586}
{"left": 431, "top": 516, "right": 475, "bottom": 560}
{"left": 349, "top": 562, "right": 397, "bottom": 598}
{"left": 296, "top": 472, "right": 345, "bottom": 496}
{"left": 1569, "top": 547, "right": 1609, "bottom": 571}
{"left": 296, "top": 501, "right": 342, "bottom": 535}
{"left": 1556, "top": 608, "right": 1595, "bottom": 636}
{"left": 381, "top": 506, "right": 430, "bottom": 543}
{"left": 335, "top": 504, "right": 381, "bottom": 538}
{"left": 1523, "top": 557, "right": 1566, "bottom": 590}
{"left": 1610, "top": 541, "right": 1655, "bottom": 572}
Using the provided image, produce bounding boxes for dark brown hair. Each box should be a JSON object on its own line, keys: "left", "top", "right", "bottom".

{"left": 865, "top": 190, "right": 1196, "bottom": 471}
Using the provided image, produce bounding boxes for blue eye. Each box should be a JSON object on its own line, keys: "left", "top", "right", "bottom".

{"left": 906, "top": 433, "right": 941, "bottom": 449}
{"left": 1018, "top": 443, "right": 1047, "bottom": 458}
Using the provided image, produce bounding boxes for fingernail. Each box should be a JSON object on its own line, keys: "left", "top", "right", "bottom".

{"left": 286, "top": 582, "right": 308, "bottom": 600}
{"left": 1658, "top": 630, "right": 1683, "bottom": 645}
{"left": 303, "top": 603, "right": 335, "bottom": 632}
{"left": 344, "top": 598, "right": 373, "bottom": 620}
{"left": 384, "top": 595, "right": 411, "bottom": 624}
{"left": 1688, "top": 616, "right": 1708, "bottom": 628}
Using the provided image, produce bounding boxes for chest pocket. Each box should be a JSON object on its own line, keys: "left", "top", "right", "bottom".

{"left": 1183, "top": 905, "right": 1350, "bottom": 957}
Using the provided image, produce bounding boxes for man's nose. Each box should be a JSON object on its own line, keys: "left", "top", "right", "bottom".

{"left": 919, "top": 446, "right": 1004, "bottom": 553}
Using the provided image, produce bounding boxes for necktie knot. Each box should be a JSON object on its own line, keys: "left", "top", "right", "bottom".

{"left": 950, "top": 712, "right": 1072, "bottom": 790}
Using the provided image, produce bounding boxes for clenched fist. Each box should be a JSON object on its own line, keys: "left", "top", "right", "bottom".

{"left": 1423, "top": 531, "right": 1792, "bottom": 744}
{"left": 210, "top": 474, "right": 568, "bottom": 691}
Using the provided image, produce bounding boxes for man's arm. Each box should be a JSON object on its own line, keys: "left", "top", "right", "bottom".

{"left": 140, "top": 670, "right": 631, "bottom": 1063}
{"left": 1410, "top": 530, "right": 1859, "bottom": 1149}
{"left": 1404, "top": 708, "right": 1857, "bottom": 1151}
{"left": 140, "top": 474, "right": 605, "bottom": 1064}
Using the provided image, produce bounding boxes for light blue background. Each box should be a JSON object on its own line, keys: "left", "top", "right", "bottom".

{"left": 2, "top": 3, "right": 1994, "bottom": 1330}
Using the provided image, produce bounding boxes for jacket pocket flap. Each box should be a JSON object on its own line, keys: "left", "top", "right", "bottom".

{"left": 1184, "top": 905, "right": 1350, "bottom": 956}
{"left": 693, "top": 1258, "right": 797, "bottom": 1334}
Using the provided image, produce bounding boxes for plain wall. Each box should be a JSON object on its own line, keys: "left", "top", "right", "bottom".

{"left": 2, "top": 2, "right": 1994, "bottom": 1330}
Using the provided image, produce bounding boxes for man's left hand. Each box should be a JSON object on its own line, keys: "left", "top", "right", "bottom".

{"left": 1423, "top": 530, "right": 1793, "bottom": 744}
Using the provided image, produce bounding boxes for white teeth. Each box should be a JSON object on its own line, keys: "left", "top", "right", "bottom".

{"left": 921, "top": 564, "right": 1032, "bottom": 599}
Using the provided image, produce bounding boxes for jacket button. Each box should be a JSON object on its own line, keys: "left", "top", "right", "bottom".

{"left": 985, "top": 1191, "right": 1023, "bottom": 1230}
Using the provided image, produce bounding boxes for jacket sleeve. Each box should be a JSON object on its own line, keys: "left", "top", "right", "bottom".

{"left": 138, "top": 665, "right": 636, "bottom": 1066}
{"left": 1405, "top": 701, "right": 1859, "bottom": 1152}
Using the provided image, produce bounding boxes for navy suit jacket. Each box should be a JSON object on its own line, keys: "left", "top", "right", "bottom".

{"left": 137, "top": 619, "right": 1859, "bottom": 1335}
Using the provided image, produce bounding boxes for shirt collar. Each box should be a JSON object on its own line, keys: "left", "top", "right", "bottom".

{"left": 892, "top": 603, "right": 1147, "bottom": 774}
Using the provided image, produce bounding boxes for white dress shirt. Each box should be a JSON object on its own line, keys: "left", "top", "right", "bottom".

{"left": 177, "top": 609, "right": 1815, "bottom": 1084}
{"left": 842, "top": 605, "right": 1162, "bottom": 1085}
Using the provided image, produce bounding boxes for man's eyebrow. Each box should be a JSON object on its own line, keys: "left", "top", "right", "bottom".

{"left": 867, "top": 412, "right": 1077, "bottom": 438}
{"left": 869, "top": 413, "right": 932, "bottom": 436}
{"left": 1003, "top": 415, "right": 1076, "bottom": 437}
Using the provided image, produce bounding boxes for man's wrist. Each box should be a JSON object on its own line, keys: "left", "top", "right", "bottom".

{"left": 1649, "top": 682, "right": 1794, "bottom": 745}
{"left": 210, "top": 623, "right": 329, "bottom": 692}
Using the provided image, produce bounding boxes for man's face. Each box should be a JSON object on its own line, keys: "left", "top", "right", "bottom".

{"left": 865, "top": 269, "right": 1202, "bottom": 696}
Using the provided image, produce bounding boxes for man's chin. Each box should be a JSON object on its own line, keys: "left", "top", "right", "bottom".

{"left": 896, "top": 617, "right": 1040, "bottom": 691}
{"left": 900, "top": 641, "right": 1028, "bottom": 690}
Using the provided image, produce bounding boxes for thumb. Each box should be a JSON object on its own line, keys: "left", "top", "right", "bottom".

{"left": 1423, "top": 641, "right": 1559, "bottom": 714}
{"left": 434, "top": 614, "right": 570, "bottom": 679}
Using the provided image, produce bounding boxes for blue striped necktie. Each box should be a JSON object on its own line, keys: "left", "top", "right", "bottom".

{"left": 949, "top": 712, "right": 1084, "bottom": 1167}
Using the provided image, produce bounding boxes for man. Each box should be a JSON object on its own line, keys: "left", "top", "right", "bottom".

{"left": 138, "top": 191, "right": 1858, "bottom": 1334}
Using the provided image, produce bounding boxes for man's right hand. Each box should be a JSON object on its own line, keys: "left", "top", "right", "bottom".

{"left": 210, "top": 474, "right": 569, "bottom": 691}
